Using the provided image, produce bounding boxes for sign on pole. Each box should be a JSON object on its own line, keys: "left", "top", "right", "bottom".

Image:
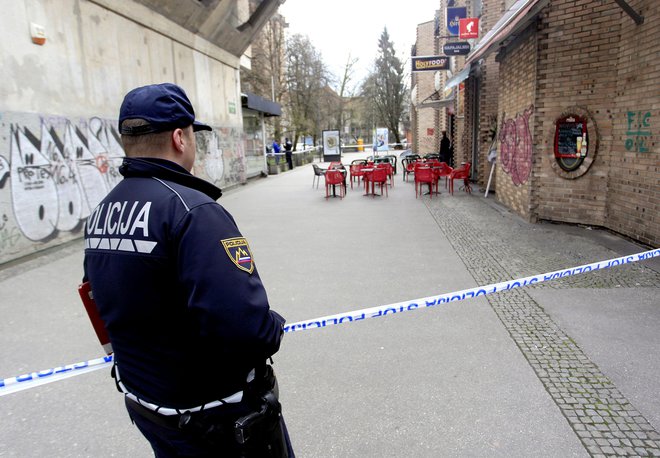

{"left": 459, "top": 18, "right": 479, "bottom": 39}
{"left": 446, "top": 7, "right": 467, "bottom": 36}
{"left": 443, "top": 42, "right": 471, "bottom": 56}
{"left": 412, "top": 56, "right": 450, "bottom": 72}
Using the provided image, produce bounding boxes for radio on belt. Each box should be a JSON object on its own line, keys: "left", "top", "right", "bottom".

{"left": 78, "top": 282, "right": 113, "bottom": 355}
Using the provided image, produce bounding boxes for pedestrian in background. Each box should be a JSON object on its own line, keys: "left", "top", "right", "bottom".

{"left": 284, "top": 137, "right": 293, "bottom": 170}
{"left": 272, "top": 138, "right": 281, "bottom": 164}
{"left": 439, "top": 130, "right": 451, "bottom": 166}
{"left": 83, "top": 83, "right": 294, "bottom": 457}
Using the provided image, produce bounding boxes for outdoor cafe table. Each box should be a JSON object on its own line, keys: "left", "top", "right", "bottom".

{"left": 361, "top": 168, "right": 376, "bottom": 196}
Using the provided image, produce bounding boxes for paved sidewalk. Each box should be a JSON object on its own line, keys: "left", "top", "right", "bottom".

{"left": 1, "top": 153, "right": 658, "bottom": 457}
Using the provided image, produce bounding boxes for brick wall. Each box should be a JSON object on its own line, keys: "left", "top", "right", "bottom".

{"left": 495, "top": 25, "right": 537, "bottom": 217}
{"left": 413, "top": 21, "right": 440, "bottom": 155}
{"left": 474, "top": 0, "right": 505, "bottom": 189}
{"left": 608, "top": 0, "right": 659, "bottom": 246}
{"left": 532, "top": 0, "right": 658, "bottom": 246}
{"left": 533, "top": 0, "right": 617, "bottom": 228}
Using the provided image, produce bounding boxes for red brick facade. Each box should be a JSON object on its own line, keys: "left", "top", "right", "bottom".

{"left": 465, "top": 0, "right": 659, "bottom": 246}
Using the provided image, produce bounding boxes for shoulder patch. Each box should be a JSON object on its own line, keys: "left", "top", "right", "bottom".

{"left": 221, "top": 237, "right": 254, "bottom": 274}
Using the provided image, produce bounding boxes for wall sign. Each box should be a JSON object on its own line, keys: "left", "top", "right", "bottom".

{"left": 443, "top": 42, "right": 471, "bottom": 56}
{"left": 446, "top": 7, "right": 467, "bottom": 36}
{"left": 554, "top": 115, "right": 588, "bottom": 172}
{"left": 412, "top": 55, "right": 449, "bottom": 72}
{"left": 459, "top": 18, "right": 479, "bottom": 39}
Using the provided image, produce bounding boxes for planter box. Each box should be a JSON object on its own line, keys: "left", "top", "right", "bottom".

{"left": 267, "top": 164, "right": 279, "bottom": 175}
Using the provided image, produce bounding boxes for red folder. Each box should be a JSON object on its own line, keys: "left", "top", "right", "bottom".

{"left": 78, "top": 282, "right": 113, "bottom": 355}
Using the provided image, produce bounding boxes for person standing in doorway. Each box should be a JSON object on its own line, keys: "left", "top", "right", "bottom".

{"left": 439, "top": 130, "right": 451, "bottom": 165}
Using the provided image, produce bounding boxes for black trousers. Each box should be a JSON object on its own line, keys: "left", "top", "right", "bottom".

{"left": 125, "top": 397, "right": 295, "bottom": 458}
{"left": 285, "top": 153, "right": 293, "bottom": 170}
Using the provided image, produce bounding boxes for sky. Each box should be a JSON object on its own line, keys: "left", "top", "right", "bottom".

{"left": 278, "top": 0, "right": 441, "bottom": 92}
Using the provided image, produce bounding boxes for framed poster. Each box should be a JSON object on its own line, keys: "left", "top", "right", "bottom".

{"left": 322, "top": 129, "right": 341, "bottom": 161}
{"left": 554, "top": 115, "right": 587, "bottom": 172}
{"left": 373, "top": 128, "right": 389, "bottom": 154}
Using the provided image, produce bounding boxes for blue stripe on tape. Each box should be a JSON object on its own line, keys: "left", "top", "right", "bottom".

{"left": 1, "top": 248, "right": 658, "bottom": 396}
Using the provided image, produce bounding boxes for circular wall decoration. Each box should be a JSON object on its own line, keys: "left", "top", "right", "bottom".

{"left": 550, "top": 107, "right": 599, "bottom": 179}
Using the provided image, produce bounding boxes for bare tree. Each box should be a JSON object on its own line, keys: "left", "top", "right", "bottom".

{"left": 335, "top": 54, "right": 359, "bottom": 143}
{"left": 240, "top": 9, "right": 287, "bottom": 138}
{"left": 285, "top": 34, "right": 331, "bottom": 147}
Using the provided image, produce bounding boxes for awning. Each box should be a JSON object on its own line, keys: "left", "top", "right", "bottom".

{"left": 419, "top": 89, "right": 454, "bottom": 109}
{"left": 241, "top": 92, "right": 281, "bottom": 117}
{"left": 465, "top": 0, "right": 549, "bottom": 65}
{"left": 444, "top": 64, "right": 471, "bottom": 91}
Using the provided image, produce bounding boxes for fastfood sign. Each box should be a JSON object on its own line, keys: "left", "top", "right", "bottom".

{"left": 412, "top": 56, "right": 449, "bottom": 72}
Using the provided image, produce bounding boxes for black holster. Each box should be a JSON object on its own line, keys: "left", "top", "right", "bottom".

{"left": 176, "top": 364, "right": 287, "bottom": 457}
{"left": 232, "top": 365, "right": 287, "bottom": 457}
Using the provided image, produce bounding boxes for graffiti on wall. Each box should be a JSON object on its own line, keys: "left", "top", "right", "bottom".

{"left": 499, "top": 105, "right": 534, "bottom": 186}
{"left": 1, "top": 111, "right": 244, "bottom": 263}
{"left": 625, "top": 111, "right": 651, "bottom": 153}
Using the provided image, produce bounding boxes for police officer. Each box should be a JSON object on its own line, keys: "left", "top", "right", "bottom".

{"left": 284, "top": 138, "right": 293, "bottom": 170}
{"left": 83, "top": 83, "right": 294, "bottom": 457}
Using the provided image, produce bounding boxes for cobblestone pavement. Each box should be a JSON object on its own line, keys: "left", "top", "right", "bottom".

{"left": 425, "top": 194, "right": 660, "bottom": 457}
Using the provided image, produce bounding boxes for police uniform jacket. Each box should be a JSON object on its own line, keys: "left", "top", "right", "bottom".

{"left": 83, "top": 157, "right": 285, "bottom": 408}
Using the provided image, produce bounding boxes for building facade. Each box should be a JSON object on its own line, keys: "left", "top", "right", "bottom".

{"left": 413, "top": 0, "right": 658, "bottom": 247}
{"left": 0, "top": 0, "right": 279, "bottom": 264}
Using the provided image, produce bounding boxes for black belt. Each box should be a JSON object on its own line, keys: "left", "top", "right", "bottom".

{"left": 125, "top": 397, "right": 183, "bottom": 430}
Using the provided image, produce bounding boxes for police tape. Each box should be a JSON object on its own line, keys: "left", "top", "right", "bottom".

{"left": 283, "top": 248, "right": 660, "bottom": 333}
{"left": 1, "top": 248, "right": 658, "bottom": 397}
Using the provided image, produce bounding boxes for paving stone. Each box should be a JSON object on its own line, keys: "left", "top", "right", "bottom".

{"left": 424, "top": 198, "right": 660, "bottom": 457}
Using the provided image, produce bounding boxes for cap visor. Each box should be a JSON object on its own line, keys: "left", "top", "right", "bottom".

{"left": 193, "top": 121, "right": 212, "bottom": 132}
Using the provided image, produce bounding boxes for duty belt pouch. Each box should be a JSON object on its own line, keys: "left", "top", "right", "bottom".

{"left": 234, "top": 365, "right": 286, "bottom": 457}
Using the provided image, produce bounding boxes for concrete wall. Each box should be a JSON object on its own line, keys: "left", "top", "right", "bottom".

{"left": 0, "top": 0, "right": 249, "bottom": 264}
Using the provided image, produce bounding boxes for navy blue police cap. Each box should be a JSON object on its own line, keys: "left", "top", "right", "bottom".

{"left": 118, "top": 83, "right": 212, "bottom": 135}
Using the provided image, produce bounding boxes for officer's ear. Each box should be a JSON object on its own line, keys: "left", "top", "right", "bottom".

{"left": 172, "top": 128, "right": 186, "bottom": 155}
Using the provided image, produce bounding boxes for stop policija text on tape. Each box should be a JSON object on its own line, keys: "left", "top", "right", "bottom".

{"left": 1, "top": 248, "right": 658, "bottom": 397}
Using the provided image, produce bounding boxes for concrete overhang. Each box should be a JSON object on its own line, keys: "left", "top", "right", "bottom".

{"left": 241, "top": 92, "right": 281, "bottom": 116}
{"left": 92, "top": 0, "right": 282, "bottom": 58}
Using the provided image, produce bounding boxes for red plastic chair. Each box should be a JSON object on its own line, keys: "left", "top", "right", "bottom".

{"left": 402, "top": 158, "right": 416, "bottom": 182}
{"left": 449, "top": 162, "right": 472, "bottom": 195}
{"left": 434, "top": 162, "right": 453, "bottom": 189}
{"left": 414, "top": 165, "right": 435, "bottom": 198}
{"left": 376, "top": 163, "right": 394, "bottom": 188}
{"left": 370, "top": 167, "right": 389, "bottom": 197}
{"left": 325, "top": 170, "right": 346, "bottom": 198}
{"left": 349, "top": 164, "right": 365, "bottom": 189}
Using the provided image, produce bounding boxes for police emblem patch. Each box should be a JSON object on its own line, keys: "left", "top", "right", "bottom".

{"left": 221, "top": 237, "right": 254, "bottom": 274}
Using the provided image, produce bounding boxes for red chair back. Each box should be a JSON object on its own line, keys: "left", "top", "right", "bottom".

{"left": 325, "top": 170, "right": 344, "bottom": 184}
{"left": 449, "top": 162, "right": 472, "bottom": 194}
{"left": 450, "top": 162, "right": 471, "bottom": 179}
{"left": 372, "top": 167, "right": 388, "bottom": 183}
{"left": 415, "top": 166, "right": 433, "bottom": 182}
